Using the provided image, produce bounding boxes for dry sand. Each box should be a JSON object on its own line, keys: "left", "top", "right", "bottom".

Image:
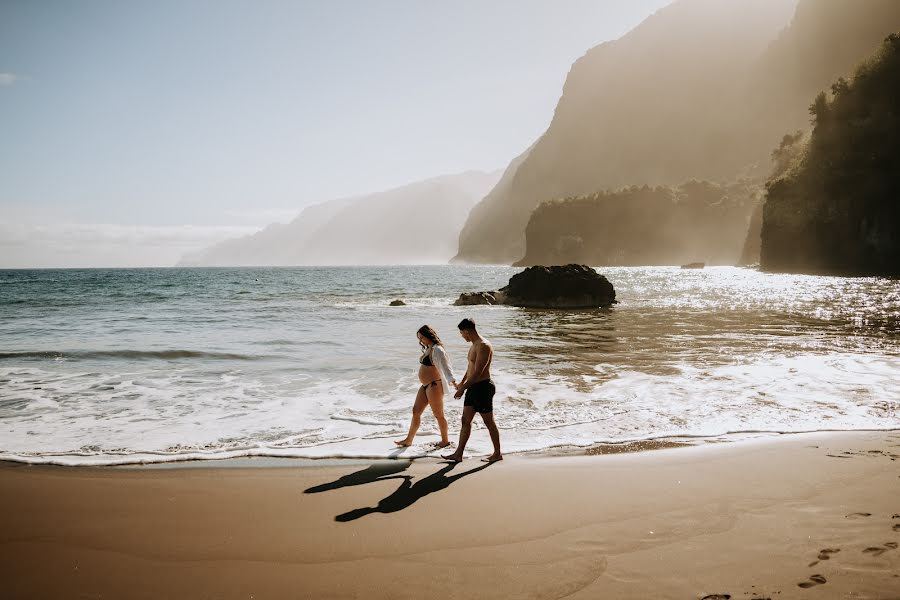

{"left": 2, "top": 431, "right": 899, "bottom": 599}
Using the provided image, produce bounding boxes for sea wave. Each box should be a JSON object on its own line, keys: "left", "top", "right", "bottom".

{"left": 0, "top": 349, "right": 266, "bottom": 361}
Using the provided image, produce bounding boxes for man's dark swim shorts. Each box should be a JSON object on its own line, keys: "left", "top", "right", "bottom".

{"left": 464, "top": 379, "right": 495, "bottom": 413}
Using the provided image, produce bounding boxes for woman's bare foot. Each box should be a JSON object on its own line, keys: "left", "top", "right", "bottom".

{"left": 432, "top": 440, "right": 452, "bottom": 449}
{"left": 441, "top": 452, "right": 462, "bottom": 462}
{"left": 482, "top": 453, "right": 503, "bottom": 463}
{"left": 394, "top": 439, "right": 413, "bottom": 447}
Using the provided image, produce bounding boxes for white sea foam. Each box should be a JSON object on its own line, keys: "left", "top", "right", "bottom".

{"left": 1, "top": 352, "right": 897, "bottom": 466}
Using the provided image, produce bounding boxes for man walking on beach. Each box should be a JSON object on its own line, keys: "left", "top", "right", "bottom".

{"left": 442, "top": 318, "right": 502, "bottom": 463}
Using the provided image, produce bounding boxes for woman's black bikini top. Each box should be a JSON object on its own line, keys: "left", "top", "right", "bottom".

{"left": 420, "top": 351, "right": 433, "bottom": 367}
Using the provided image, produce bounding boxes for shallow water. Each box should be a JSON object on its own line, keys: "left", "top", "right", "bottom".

{"left": 0, "top": 266, "right": 898, "bottom": 465}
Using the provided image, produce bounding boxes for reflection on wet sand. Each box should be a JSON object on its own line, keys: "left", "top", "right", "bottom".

{"left": 583, "top": 439, "right": 695, "bottom": 455}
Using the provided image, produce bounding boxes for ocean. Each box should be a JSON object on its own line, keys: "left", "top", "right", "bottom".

{"left": 0, "top": 265, "right": 898, "bottom": 465}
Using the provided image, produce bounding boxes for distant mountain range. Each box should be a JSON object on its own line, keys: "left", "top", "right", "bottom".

{"left": 179, "top": 170, "right": 500, "bottom": 267}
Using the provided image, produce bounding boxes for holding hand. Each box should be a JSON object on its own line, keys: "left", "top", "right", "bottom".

{"left": 454, "top": 387, "right": 464, "bottom": 399}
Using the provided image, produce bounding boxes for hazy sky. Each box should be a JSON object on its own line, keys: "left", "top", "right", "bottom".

{"left": 0, "top": 0, "right": 671, "bottom": 267}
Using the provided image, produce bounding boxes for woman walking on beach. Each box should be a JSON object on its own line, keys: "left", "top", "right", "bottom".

{"left": 395, "top": 325, "right": 457, "bottom": 448}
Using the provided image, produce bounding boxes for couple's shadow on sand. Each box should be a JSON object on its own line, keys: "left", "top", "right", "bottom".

{"left": 304, "top": 460, "right": 493, "bottom": 522}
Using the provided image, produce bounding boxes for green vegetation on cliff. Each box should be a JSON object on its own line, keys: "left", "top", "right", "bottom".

{"left": 761, "top": 33, "right": 900, "bottom": 275}
{"left": 515, "top": 180, "right": 761, "bottom": 267}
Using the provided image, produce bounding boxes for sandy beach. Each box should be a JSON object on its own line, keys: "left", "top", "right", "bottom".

{"left": 1, "top": 431, "right": 898, "bottom": 599}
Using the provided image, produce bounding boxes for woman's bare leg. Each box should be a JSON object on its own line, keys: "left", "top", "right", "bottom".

{"left": 395, "top": 386, "right": 428, "bottom": 446}
{"left": 425, "top": 383, "right": 450, "bottom": 447}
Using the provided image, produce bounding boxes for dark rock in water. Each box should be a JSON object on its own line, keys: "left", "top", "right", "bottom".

{"left": 389, "top": 299, "right": 406, "bottom": 306}
{"left": 453, "top": 291, "right": 503, "bottom": 306}
{"left": 680, "top": 262, "right": 705, "bottom": 269}
{"left": 454, "top": 264, "right": 615, "bottom": 309}
{"left": 503, "top": 264, "right": 615, "bottom": 308}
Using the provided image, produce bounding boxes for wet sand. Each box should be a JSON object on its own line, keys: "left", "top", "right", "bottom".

{"left": 2, "top": 431, "right": 899, "bottom": 599}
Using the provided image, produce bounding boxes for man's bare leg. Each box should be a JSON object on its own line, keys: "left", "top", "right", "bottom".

{"left": 480, "top": 412, "right": 502, "bottom": 462}
{"left": 442, "top": 406, "right": 476, "bottom": 462}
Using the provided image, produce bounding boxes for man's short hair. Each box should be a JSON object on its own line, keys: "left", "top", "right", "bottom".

{"left": 457, "top": 318, "right": 476, "bottom": 331}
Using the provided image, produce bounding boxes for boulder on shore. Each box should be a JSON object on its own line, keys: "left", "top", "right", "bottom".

{"left": 454, "top": 264, "right": 616, "bottom": 309}
{"left": 453, "top": 291, "right": 504, "bottom": 306}
{"left": 389, "top": 299, "right": 406, "bottom": 306}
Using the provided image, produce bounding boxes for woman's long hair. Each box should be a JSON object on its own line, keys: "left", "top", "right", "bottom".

{"left": 417, "top": 325, "right": 442, "bottom": 351}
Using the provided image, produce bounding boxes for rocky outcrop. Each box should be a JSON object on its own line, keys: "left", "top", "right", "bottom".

{"left": 455, "top": 265, "right": 616, "bottom": 309}
{"left": 389, "top": 299, "right": 406, "bottom": 306}
{"left": 453, "top": 291, "right": 505, "bottom": 306}
{"left": 504, "top": 265, "right": 616, "bottom": 308}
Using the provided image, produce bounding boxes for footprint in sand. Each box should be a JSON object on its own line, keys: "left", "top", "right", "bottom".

{"left": 845, "top": 512, "right": 872, "bottom": 519}
{"left": 893, "top": 524, "right": 900, "bottom": 532}
{"left": 809, "top": 548, "right": 840, "bottom": 566}
{"left": 797, "top": 574, "right": 827, "bottom": 588}
{"left": 700, "top": 595, "right": 731, "bottom": 600}
{"left": 862, "top": 543, "right": 895, "bottom": 557}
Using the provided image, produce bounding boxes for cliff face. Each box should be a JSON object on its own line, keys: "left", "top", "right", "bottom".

{"left": 455, "top": 0, "right": 900, "bottom": 265}
{"left": 760, "top": 34, "right": 900, "bottom": 276}
{"left": 452, "top": 144, "right": 534, "bottom": 264}
{"left": 179, "top": 170, "right": 499, "bottom": 267}
{"left": 454, "top": 0, "right": 796, "bottom": 264}
{"left": 515, "top": 180, "right": 762, "bottom": 267}
{"left": 738, "top": 202, "right": 765, "bottom": 266}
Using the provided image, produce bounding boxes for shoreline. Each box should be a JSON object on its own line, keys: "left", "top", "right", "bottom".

{"left": 3, "top": 427, "right": 900, "bottom": 469}
{"left": 3, "top": 429, "right": 899, "bottom": 598}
